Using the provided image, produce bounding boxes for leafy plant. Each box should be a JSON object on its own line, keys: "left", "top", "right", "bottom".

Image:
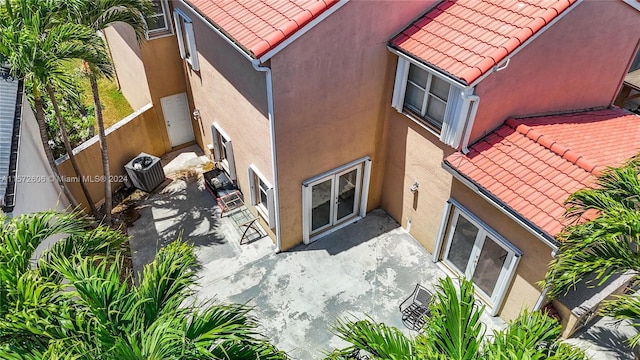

{"left": 325, "top": 277, "right": 587, "bottom": 360}
{"left": 0, "top": 211, "right": 287, "bottom": 359}
{"left": 541, "top": 155, "right": 640, "bottom": 346}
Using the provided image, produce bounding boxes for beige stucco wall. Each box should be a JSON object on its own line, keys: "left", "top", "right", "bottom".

{"left": 105, "top": 21, "right": 189, "bottom": 153}
{"left": 381, "top": 99, "right": 457, "bottom": 252}
{"left": 13, "top": 101, "right": 70, "bottom": 215}
{"left": 104, "top": 23, "right": 152, "bottom": 110}
{"left": 271, "top": 0, "right": 435, "bottom": 250}
{"left": 57, "top": 105, "right": 165, "bottom": 210}
{"left": 448, "top": 180, "right": 554, "bottom": 321}
{"left": 173, "top": 3, "right": 274, "bottom": 237}
{"left": 469, "top": 0, "right": 640, "bottom": 142}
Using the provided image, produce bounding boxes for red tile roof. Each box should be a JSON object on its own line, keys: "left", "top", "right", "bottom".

{"left": 444, "top": 108, "right": 640, "bottom": 237}
{"left": 390, "top": 0, "right": 577, "bottom": 85}
{"left": 185, "top": 0, "right": 338, "bottom": 58}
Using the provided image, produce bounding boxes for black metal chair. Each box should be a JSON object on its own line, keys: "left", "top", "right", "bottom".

{"left": 399, "top": 283, "right": 432, "bottom": 332}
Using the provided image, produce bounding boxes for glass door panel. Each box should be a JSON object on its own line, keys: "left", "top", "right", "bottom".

{"left": 311, "top": 179, "right": 333, "bottom": 232}
{"left": 472, "top": 237, "right": 509, "bottom": 298}
{"left": 445, "top": 215, "right": 479, "bottom": 275}
{"left": 336, "top": 168, "right": 359, "bottom": 222}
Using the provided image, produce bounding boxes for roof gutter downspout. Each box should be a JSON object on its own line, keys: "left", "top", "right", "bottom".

{"left": 460, "top": 89, "right": 480, "bottom": 154}
{"left": 443, "top": 160, "right": 559, "bottom": 251}
{"left": 252, "top": 60, "right": 281, "bottom": 253}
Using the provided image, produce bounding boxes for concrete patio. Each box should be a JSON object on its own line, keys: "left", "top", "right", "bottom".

{"left": 127, "top": 146, "right": 638, "bottom": 359}
{"left": 127, "top": 146, "right": 506, "bottom": 359}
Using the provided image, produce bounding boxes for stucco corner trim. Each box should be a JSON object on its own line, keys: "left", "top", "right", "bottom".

{"left": 441, "top": 159, "right": 559, "bottom": 251}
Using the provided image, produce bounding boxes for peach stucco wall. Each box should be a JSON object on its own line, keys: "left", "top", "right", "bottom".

{"left": 104, "top": 23, "right": 151, "bottom": 111}
{"left": 57, "top": 106, "right": 166, "bottom": 210}
{"left": 381, "top": 101, "right": 456, "bottom": 253}
{"left": 105, "top": 21, "right": 189, "bottom": 154}
{"left": 448, "top": 180, "right": 554, "bottom": 321}
{"left": 271, "top": 1, "right": 435, "bottom": 250}
{"left": 173, "top": 3, "right": 274, "bottom": 237}
{"left": 469, "top": 0, "right": 640, "bottom": 142}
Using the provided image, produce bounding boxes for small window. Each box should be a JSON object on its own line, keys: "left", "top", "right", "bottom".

{"left": 211, "top": 124, "right": 237, "bottom": 180}
{"left": 405, "top": 64, "right": 450, "bottom": 129}
{"left": 391, "top": 56, "right": 477, "bottom": 149}
{"left": 173, "top": 9, "right": 199, "bottom": 71}
{"left": 248, "top": 165, "right": 275, "bottom": 228}
{"left": 146, "top": 0, "right": 171, "bottom": 38}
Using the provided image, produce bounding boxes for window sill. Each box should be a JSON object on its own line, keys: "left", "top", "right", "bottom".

{"left": 146, "top": 28, "right": 173, "bottom": 40}
{"left": 255, "top": 203, "right": 269, "bottom": 222}
{"left": 399, "top": 110, "right": 442, "bottom": 140}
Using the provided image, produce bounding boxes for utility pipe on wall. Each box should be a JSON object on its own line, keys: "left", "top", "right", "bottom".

{"left": 252, "top": 60, "right": 282, "bottom": 253}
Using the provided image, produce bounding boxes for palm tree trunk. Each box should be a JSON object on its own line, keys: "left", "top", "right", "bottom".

{"left": 88, "top": 72, "right": 112, "bottom": 226}
{"left": 32, "top": 89, "right": 80, "bottom": 209}
{"left": 45, "top": 84, "right": 98, "bottom": 219}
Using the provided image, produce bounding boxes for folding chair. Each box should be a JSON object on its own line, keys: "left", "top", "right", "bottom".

{"left": 399, "top": 283, "right": 432, "bottom": 331}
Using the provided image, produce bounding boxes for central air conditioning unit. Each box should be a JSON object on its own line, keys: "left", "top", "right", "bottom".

{"left": 124, "top": 152, "right": 165, "bottom": 192}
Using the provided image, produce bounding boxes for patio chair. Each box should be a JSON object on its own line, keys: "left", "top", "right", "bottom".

{"left": 399, "top": 283, "right": 432, "bottom": 332}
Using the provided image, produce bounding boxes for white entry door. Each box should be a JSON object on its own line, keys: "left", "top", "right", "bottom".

{"left": 303, "top": 158, "right": 371, "bottom": 244}
{"left": 161, "top": 92, "right": 195, "bottom": 147}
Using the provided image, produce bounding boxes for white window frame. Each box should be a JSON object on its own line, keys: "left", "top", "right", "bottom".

{"left": 173, "top": 9, "right": 199, "bottom": 71}
{"left": 301, "top": 157, "right": 372, "bottom": 244}
{"left": 391, "top": 56, "right": 477, "bottom": 148}
{"left": 436, "top": 199, "right": 521, "bottom": 316}
{"left": 248, "top": 165, "right": 275, "bottom": 228}
{"left": 211, "top": 123, "right": 236, "bottom": 181}
{"left": 623, "top": 0, "right": 640, "bottom": 11}
{"left": 146, "top": 0, "right": 172, "bottom": 39}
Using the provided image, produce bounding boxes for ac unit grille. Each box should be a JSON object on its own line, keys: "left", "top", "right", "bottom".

{"left": 124, "top": 152, "right": 165, "bottom": 192}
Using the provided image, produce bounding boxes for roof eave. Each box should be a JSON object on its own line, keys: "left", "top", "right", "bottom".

{"left": 180, "top": 0, "right": 347, "bottom": 64}
{"left": 389, "top": 0, "right": 583, "bottom": 88}
{"left": 387, "top": 45, "right": 471, "bottom": 89}
{"left": 442, "top": 158, "right": 560, "bottom": 251}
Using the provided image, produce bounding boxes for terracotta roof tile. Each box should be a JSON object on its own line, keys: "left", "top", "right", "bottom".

{"left": 391, "top": 0, "right": 577, "bottom": 84}
{"left": 185, "top": 0, "right": 339, "bottom": 58}
{"left": 445, "top": 108, "right": 640, "bottom": 238}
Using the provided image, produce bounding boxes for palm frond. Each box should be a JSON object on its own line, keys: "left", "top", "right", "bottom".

{"left": 136, "top": 240, "right": 197, "bottom": 327}
{"left": 329, "top": 316, "right": 414, "bottom": 359}
{"left": 422, "top": 277, "right": 484, "bottom": 360}
{"left": 482, "top": 310, "right": 587, "bottom": 360}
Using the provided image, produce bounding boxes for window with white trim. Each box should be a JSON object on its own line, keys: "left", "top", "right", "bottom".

{"left": 146, "top": 0, "right": 171, "bottom": 38}
{"left": 173, "top": 9, "right": 199, "bottom": 71}
{"left": 392, "top": 57, "right": 477, "bottom": 148}
{"left": 248, "top": 165, "right": 275, "bottom": 228}
{"left": 211, "top": 124, "right": 237, "bottom": 181}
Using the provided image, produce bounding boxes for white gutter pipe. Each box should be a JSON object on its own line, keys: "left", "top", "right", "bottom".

{"left": 179, "top": 0, "right": 282, "bottom": 252}
{"left": 460, "top": 94, "right": 480, "bottom": 154}
{"left": 252, "top": 60, "right": 282, "bottom": 253}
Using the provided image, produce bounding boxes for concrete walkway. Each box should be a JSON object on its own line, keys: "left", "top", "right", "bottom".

{"left": 565, "top": 316, "right": 639, "bottom": 360}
